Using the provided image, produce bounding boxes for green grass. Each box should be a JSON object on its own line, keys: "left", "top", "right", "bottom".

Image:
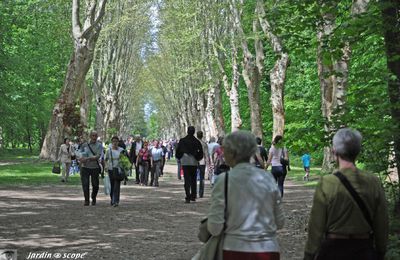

{"left": 286, "top": 166, "right": 320, "bottom": 187}
{"left": 0, "top": 161, "right": 82, "bottom": 186}
{"left": 0, "top": 148, "right": 39, "bottom": 160}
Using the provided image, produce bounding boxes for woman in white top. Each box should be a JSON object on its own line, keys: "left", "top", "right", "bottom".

{"left": 265, "top": 135, "right": 289, "bottom": 197}
{"left": 104, "top": 136, "right": 124, "bottom": 207}
{"left": 207, "top": 130, "right": 284, "bottom": 260}
{"left": 57, "top": 137, "right": 73, "bottom": 182}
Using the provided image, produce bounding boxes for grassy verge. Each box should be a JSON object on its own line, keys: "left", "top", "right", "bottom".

{"left": 0, "top": 161, "right": 82, "bottom": 186}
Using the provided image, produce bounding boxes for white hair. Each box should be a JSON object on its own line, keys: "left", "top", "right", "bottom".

{"left": 223, "top": 130, "right": 257, "bottom": 163}
{"left": 332, "top": 128, "right": 362, "bottom": 162}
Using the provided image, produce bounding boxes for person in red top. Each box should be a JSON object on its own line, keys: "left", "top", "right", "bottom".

{"left": 136, "top": 141, "right": 152, "bottom": 186}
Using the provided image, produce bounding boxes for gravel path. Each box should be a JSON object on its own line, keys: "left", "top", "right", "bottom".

{"left": 0, "top": 164, "right": 314, "bottom": 260}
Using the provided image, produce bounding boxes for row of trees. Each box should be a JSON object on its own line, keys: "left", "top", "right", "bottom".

{"left": 143, "top": 0, "right": 400, "bottom": 209}
{"left": 0, "top": 1, "right": 399, "bottom": 209}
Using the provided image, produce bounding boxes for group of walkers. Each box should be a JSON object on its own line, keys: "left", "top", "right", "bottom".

{"left": 55, "top": 126, "right": 389, "bottom": 260}
{"left": 194, "top": 128, "right": 388, "bottom": 260}
{"left": 56, "top": 132, "right": 177, "bottom": 207}
{"left": 175, "top": 127, "right": 292, "bottom": 202}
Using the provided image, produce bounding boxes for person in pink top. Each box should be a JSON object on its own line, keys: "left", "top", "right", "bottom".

{"left": 265, "top": 135, "right": 289, "bottom": 197}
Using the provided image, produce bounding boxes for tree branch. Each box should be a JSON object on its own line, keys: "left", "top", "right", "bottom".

{"left": 81, "top": 0, "right": 108, "bottom": 39}
{"left": 72, "top": 0, "right": 82, "bottom": 39}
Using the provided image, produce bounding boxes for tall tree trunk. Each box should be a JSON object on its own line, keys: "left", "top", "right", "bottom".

{"left": 214, "top": 81, "right": 226, "bottom": 137}
{"left": 256, "top": 0, "right": 289, "bottom": 138}
{"left": 205, "top": 83, "right": 219, "bottom": 140}
{"left": 211, "top": 28, "right": 242, "bottom": 132}
{"left": 382, "top": 0, "right": 400, "bottom": 214}
{"left": 317, "top": 0, "right": 369, "bottom": 172}
{"left": 230, "top": 0, "right": 263, "bottom": 138}
{"left": 40, "top": 0, "right": 107, "bottom": 160}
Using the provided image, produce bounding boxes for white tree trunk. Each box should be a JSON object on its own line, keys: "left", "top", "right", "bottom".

{"left": 40, "top": 0, "right": 107, "bottom": 160}
{"left": 318, "top": 0, "right": 370, "bottom": 172}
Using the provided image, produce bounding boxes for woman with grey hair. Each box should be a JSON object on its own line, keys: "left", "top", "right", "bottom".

{"left": 303, "top": 128, "right": 388, "bottom": 260}
{"left": 206, "top": 130, "right": 284, "bottom": 259}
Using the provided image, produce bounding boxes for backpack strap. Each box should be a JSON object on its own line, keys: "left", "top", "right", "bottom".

{"left": 333, "top": 171, "right": 374, "bottom": 230}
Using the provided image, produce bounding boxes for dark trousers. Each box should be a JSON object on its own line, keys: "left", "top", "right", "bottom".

{"left": 140, "top": 161, "right": 150, "bottom": 185}
{"left": 271, "top": 166, "right": 286, "bottom": 197}
{"left": 133, "top": 156, "right": 140, "bottom": 183}
{"left": 177, "top": 160, "right": 182, "bottom": 180}
{"left": 198, "top": 165, "right": 206, "bottom": 198}
{"left": 182, "top": 165, "right": 197, "bottom": 200}
{"left": 108, "top": 170, "right": 121, "bottom": 205}
{"left": 315, "top": 238, "right": 379, "bottom": 260}
{"left": 80, "top": 167, "right": 100, "bottom": 202}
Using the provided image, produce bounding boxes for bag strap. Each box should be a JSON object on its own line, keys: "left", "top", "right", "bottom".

{"left": 109, "top": 149, "right": 114, "bottom": 165}
{"left": 333, "top": 171, "right": 374, "bottom": 229}
{"left": 87, "top": 143, "right": 97, "bottom": 156}
{"left": 223, "top": 171, "right": 229, "bottom": 231}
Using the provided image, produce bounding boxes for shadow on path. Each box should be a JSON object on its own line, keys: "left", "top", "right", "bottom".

{"left": 0, "top": 164, "right": 314, "bottom": 260}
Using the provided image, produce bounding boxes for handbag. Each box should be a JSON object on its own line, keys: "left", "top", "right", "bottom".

{"left": 103, "top": 175, "right": 111, "bottom": 195}
{"left": 52, "top": 162, "right": 61, "bottom": 174}
{"left": 193, "top": 171, "right": 229, "bottom": 260}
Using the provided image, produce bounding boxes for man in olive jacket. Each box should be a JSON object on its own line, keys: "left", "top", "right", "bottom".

{"left": 175, "top": 126, "right": 203, "bottom": 203}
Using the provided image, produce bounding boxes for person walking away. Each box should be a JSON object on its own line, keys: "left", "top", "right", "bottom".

{"left": 196, "top": 131, "right": 210, "bottom": 198}
{"left": 150, "top": 140, "right": 164, "bottom": 187}
{"left": 207, "top": 137, "right": 220, "bottom": 182}
{"left": 175, "top": 126, "right": 203, "bottom": 203}
{"left": 160, "top": 141, "right": 168, "bottom": 176}
{"left": 302, "top": 151, "right": 311, "bottom": 181}
{"left": 265, "top": 135, "right": 289, "bottom": 197}
{"left": 129, "top": 135, "right": 143, "bottom": 184}
{"left": 253, "top": 137, "right": 268, "bottom": 169}
{"left": 303, "top": 128, "right": 388, "bottom": 260}
{"left": 201, "top": 130, "right": 284, "bottom": 259}
{"left": 212, "top": 137, "right": 229, "bottom": 185}
{"left": 57, "top": 137, "right": 73, "bottom": 182}
{"left": 136, "top": 141, "right": 151, "bottom": 186}
{"left": 79, "top": 131, "right": 104, "bottom": 206}
{"left": 105, "top": 136, "right": 125, "bottom": 207}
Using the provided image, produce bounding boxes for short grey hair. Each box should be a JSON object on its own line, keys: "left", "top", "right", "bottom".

{"left": 332, "top": 128, "right": 362, "bottom": 162}
{"left": 223, "top": 130, "right": 257, "bottom": 163}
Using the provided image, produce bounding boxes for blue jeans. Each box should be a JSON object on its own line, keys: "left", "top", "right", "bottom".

{"left": 271, "top": 166, "right": 286, "bottom": 197}
{"left": 108, "top": 170, "right": 121, "bottom": 205}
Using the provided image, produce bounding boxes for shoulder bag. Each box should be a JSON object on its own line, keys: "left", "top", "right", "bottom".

{"left": 87, "top": 143, "right": 104, "bottom": 174}
{"left": 333, "top": 171, "right": 373, "bottom": 230}
{"left": 193, "top": 171, "right": 229, "bottom": 260}
{"left": 332, "top": 171, "right": 378, "bottom": 259}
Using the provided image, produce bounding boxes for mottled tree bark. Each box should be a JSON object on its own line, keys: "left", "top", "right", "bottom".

{"left": 257, "top": 0, "right": 289, "bottom": 138}
{"left": 40, "top": 0, "right": 107, "bottom": 160}
{"left": 317, "top": 0, "right": 369, "bottom": 172}
{"left": 230, "top": 0, "right": 263, "bottom": 138}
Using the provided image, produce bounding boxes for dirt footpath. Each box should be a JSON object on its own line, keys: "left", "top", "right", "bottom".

{"left": 0, "top": 164, "right": 314, "bottom": 260}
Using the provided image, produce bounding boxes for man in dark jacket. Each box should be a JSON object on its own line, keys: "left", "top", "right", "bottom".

{"left": 175, "top": 126, "right": 203, "bottom": 203}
